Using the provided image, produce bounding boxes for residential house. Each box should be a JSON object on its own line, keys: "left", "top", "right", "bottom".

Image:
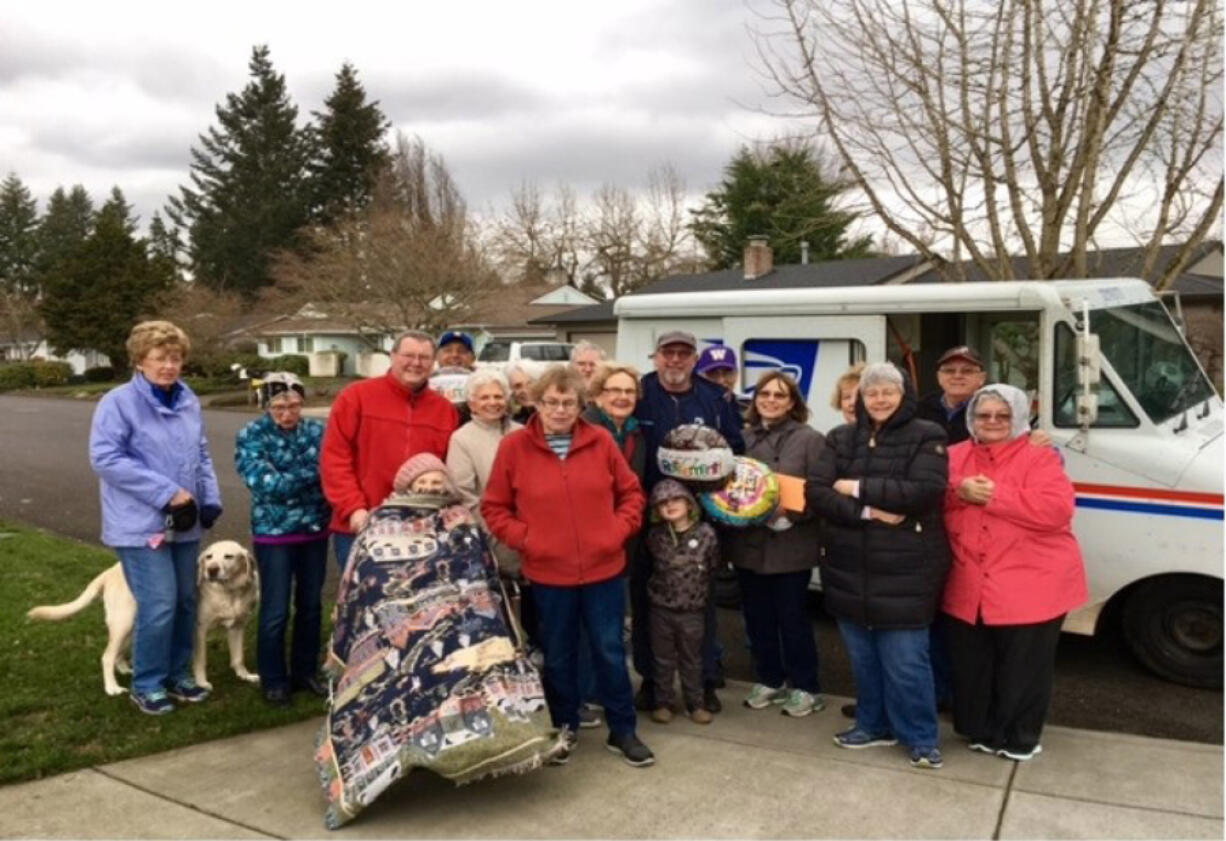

{"left": 0, "top": 327, "right": 110, "bottom": 374}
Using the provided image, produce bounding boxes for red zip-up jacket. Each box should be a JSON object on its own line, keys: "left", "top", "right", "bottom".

{"left": 942, "top": 436, "right": 1088, "bottom": 625}
{"left": 482, "top": 415, "right": 645, "bottom": 587}
{"left": 321, "top": 373, "right": 458, "bottom": 534}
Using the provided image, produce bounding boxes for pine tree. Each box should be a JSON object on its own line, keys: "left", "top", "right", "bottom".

{"left": 33, "top": 185, "right": 95, "bottom": 295}
{"left": 40, "top": 188, "right": 170, "bottom": 364}
{"left": 168, "top": 44, "right": 315, "bottom": 298}
{"left": 147, "top": 211, "right": 184, "bottom": 287}
{"left": 689, "top": 141, "right": 873, "bottom": 270}
{"left": 0, "top": 173, "right": 39, "bottom": 295}
{"left": 311, "top": 62, "right": 390, "bottom": 224}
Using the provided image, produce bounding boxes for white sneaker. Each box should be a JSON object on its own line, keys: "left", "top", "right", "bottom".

{"left": 743, "top": 683, "right": 787, "bottom": 709}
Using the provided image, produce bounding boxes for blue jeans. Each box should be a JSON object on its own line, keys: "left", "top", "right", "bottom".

{"left": 333, "top": 532, "right": 356, "bottom": 574}
{"left": 532, "top": 576, "right": 638, "bottom": 736}
{"left": 737, "top": 568, "right": 820, "bottom": 692}
{"left": 116, "top": 540, "right": 200, "bottom": 694}
{"left": 837, "top": 619, "right": 939, "bottom": 750}
{"left": 254, "top": 539, "right": 328, "bottom": 691}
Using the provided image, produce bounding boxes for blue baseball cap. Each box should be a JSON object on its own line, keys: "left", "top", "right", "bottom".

{"left": 696, "top": 345, "right": 738, "bottom": 374}
{"left": 437, "top": 330, "right": 474, "bottom": 353}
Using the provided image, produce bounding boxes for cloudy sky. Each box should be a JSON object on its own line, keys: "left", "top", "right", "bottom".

{"left": 1, "top": 0, "right": 797, "bottom": 231}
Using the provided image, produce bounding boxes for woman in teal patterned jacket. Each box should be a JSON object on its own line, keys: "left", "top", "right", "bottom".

{"left": 235, "top": 372, "right": 331, "bottom": 706}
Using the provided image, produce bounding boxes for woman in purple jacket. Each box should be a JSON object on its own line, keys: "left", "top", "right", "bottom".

{"left": 89, "top": 321, "right": 223, "bottom": 715}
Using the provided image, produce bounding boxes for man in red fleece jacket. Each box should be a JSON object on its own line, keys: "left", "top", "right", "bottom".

{"left": 321, "top": 330, "right": 459, "bottom": 571}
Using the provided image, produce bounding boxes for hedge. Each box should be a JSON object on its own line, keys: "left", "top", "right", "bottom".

{"left": 0, "top": 361, "right": 73, "bottom": 391}
{"left": 83, "top": 366, "right": 116, "bottom": 382}
{"left": 266, "top": 354, "right": 310, "bottom": 376}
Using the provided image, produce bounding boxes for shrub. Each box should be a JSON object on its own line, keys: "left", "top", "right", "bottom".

{"left": 267, "top": 354, "right": 310, "bottom": 376}
{"left": 84, "top": 366, "right": 116, "bottom": 383}
{"left": 0, "top": 363, "right": 37, "bottom": 391}
{"left": 184, "top": 351, "right": 264, "bottom": 379}
{"left": 31, "top": 361, "right": 73, "bottom": 387}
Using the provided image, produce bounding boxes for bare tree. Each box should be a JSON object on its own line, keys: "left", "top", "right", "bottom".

{"left": 754, "top": 0, "right": 1223, "bottom": 287}
{"left": 273, "top": 134, "right": 499, "bottom": 340}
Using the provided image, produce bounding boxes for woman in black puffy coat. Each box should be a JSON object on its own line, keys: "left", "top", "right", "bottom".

{"left": 807, "top": 361, "right": 950, "bottom": 770}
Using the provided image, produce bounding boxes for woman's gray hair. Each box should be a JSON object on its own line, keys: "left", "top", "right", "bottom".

{"left": 570, "top": 340, "right": 607, "bottom": 361}
{"left": 967, "top": 384, "right": 1032, "bottom": 442}
{"left": 858, "top": 361, "right": 905, "bottom": 393}
{"left": 505, "top": 360, "right": 535, "bottom": 383}
{"left": 464, "top": 367, "right": 510, "bottom": 402}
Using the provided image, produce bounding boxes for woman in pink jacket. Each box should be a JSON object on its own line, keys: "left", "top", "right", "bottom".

{"left": 943, "top": 383, "right": 1087, "bottom": 762}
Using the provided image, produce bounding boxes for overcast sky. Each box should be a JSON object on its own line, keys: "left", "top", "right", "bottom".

{"left": 0, "top": 0, "right": 799, "bottom": 232}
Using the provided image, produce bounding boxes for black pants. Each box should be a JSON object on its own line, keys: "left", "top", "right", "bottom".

{"left": 945, "top": 612, "right": 1065, "bottom": 753}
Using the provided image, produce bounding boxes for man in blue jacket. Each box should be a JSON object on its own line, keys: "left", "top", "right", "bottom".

{"left": 633, "top": 330, "right": 744, "bottom": 713}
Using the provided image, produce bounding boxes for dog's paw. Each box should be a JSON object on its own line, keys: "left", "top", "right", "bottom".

{"left": 196, "top": 678, "right": 214, "bottom": 691}
{"left": 236, "top": 670, "right": 260, "bottom": 684}
{"left": 105, "top": 684, "right": 126, "bottom": 697}
{"left": 116, "top": 661, "right": 132, "bottom": 675}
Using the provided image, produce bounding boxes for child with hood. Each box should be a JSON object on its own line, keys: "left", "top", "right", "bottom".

{"left": 646, "top": 479, "right": 720, "bottom": 724}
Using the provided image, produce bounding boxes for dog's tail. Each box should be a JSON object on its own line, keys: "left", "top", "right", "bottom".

{"left": 27, "top": 568, "right": 110, "bottom": 621}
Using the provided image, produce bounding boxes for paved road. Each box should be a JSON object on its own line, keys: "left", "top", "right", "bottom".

{"left": 2, "top": 393, "right": 1220, "bottom": 745}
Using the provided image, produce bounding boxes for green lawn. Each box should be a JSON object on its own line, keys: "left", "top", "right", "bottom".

{"left": 0, "top": 521, "right": 332, "bottom": 784}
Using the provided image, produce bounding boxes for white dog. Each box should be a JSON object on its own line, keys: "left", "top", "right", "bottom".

{"left": 27, "top": 539, "right": 261, "bottom": 696}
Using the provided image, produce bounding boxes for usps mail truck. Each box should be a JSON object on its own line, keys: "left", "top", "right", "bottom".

{"left": 616, "top": 278, "right": 1223, "bottom": 687}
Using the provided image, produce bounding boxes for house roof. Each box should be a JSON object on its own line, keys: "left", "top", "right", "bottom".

{"left": 633, "top": 254, "right": 930, "bottom": 295}
{"left": 528, "top": 300, "right": 616, "bottom": 325}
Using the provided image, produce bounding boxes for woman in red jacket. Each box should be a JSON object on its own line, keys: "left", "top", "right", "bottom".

{"left": 942, "top": 383, "right": 1088, "bottom": 762}
{"left": 482, "top": 365, "right": 653, "bottom": 768}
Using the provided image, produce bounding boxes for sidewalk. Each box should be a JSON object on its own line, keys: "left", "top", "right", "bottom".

{"left": 2, "top": 682, "right": 1220, "bottom": 840}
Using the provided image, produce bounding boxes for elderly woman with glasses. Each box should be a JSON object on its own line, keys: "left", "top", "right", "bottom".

{"left": 483, "top": 365, "right": 654, "bottom": 767}
{"left": 89, "top": 320, "right": 223, "bottom": 715}
{"left": 808, "top": 361, "right": 950, "bottom": 770}
{"left": 235, "top": 372, "right": 331, "bottom": 706}
{"left": 942, "top": 384, "right": 1087, "bottom": 762}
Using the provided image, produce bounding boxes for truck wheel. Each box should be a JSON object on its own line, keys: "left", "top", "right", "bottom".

{"left": 1121, "top": 575, "right": 1223, "bottom": 689}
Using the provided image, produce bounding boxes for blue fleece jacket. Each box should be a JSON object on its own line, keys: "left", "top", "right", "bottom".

{"left": 235, "top": 413, "right": 330, "bottom": 537}
{"left": 89, "top": 374, "right": 222, "bottom": 547}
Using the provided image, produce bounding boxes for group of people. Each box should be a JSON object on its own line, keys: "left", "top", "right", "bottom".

{"left": 88, "top": 319, "right": 1087, "bottom": 778}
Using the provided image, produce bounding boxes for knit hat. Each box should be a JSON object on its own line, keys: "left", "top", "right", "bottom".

{"left": 392, "top": 453, "right": 452, "bottom": 494}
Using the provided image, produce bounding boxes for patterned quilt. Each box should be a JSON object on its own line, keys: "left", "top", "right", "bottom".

{"left": 315, "top": 494, "right": 561, "bottom": 829}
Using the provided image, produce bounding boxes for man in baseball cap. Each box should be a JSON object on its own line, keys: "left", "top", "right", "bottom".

{"left": 916, "top": 345, "right": 986, "bottom": 446}
{"left": 695, "top": 345, "right": 738, "bottom": 393}
{"left": 436, "top": 330, "right": 476, "bottom": 371}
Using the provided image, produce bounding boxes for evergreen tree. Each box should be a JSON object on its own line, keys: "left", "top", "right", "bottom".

{"left": 40, "top": 188, "right": 170, "bottom": 365}
{"left": 688, "top": 141, "right": 873, "bottom": 269}
{"left": 0, "top": 173, "right": 39, "bottom": 294}
{"left": 168, "top": 44, "right": 315, "bottom": 298}
{"left": 147, "top": 210, "right": 184, "bottom": 287}
{"left": 311, "top": 62, "right": 390, "bottom": 224}
{"left": 33, "top": 185, "right": 95, "bottom": 295}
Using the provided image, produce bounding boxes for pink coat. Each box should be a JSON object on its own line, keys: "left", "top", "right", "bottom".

{"left": 942, "top": 436, "right": 1088, "bottom": 625}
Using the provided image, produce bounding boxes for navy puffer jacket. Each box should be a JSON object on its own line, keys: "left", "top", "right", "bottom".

{"left": 807, "top": 380, "right": 950, "bottom": 629}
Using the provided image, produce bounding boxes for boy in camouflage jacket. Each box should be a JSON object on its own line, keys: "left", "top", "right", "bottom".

{"left": 645, "top": 479, "right": 719, "bottom": 724}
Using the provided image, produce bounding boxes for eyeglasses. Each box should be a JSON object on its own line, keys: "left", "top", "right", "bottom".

{"left": 601, "top": 387, "right": 637, "bottom": 397}
{"left": 939, "top": 366, "right": 982, "bottom": 376}
{"left": 973, "top": 412, "right": 1012, "bottom": 422}
{"left": 541, "top": 398, "right": 580, "bottom": 411}
{"left": 270, "top": 403, "right": 303, "bottom": 414}
{"left": 395, "top": 352, "right": 433, "bottom": 363}
{"left": 657, "top": 348, "right": 694, "bottom": 360}
{"left": 757, "top": 389, "right": 790, "bottom": 400}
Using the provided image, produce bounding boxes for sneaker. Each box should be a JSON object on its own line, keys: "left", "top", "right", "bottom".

{"left": 651, "top": 706, "right": 673, "bottom": 724}
{"left": 578, "top": 702, "right": 603, "bottom": 729}
{"left": 841, "top": 702, "right": 857, "bottom": 719}
{"left": 833, "top": 727, "right": 898, "bottom": 749}
{"left": 606, "top": 732, "right": 655, "bottom": 767}
{"left": 967, "top": 742, "right": 997, "bottom": 755}
{"left": 263, "top": 686, "right": 292, "bottom": 707}
{"left": 130, "top": 689, "right": 175, "bottom": 716}
{"left": 165, "top": 678, "right": 210, "bottom": 704}
{"left": 548, "top": 727, "right": 578, "bottom": 766}
{"left": 998, "top": 745, "right": 1043, "bottom": 761}
{"left": 703, "top": 683, "right": 722, "bottom": 714}
{"left": 743, "top": 683, "right": 788, "bottom": 709}
{"left": 909, "top": 747, "right": 944, "bottom": 769}
{"left": 689, "top": 707, "right": 713, "bottom": 725}
{"left": 781, "top": 689, "right": 824, "bottom": 718}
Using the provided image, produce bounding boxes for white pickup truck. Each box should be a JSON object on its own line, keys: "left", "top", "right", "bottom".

{"left": 475, "top": 340, "right": 574, "bottom": 377}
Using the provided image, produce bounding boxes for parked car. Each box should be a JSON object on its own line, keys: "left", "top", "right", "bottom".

{"left": 476, "top": 340, "right": 574, "bottom": 377}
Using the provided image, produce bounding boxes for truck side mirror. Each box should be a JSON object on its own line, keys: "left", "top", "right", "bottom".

{"left": 1076, "top": 333, "right": 1101, "bottom": 387}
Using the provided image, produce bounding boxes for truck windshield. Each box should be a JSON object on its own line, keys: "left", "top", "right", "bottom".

{"left": 1090, "top": 301, "right": 1216, "bottom": 425}
{"left": 478, "top": 342, "right": 510, "bottom": 362}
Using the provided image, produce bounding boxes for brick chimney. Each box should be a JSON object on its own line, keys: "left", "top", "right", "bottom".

{"left": 743, "top": 236, "right": 774, "bottom": 280}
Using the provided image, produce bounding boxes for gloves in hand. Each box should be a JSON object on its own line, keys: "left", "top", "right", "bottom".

{"left": 163, "top": 499, "right": 199, "bottom": 532}
{"left": 200, "top": 504, "right": 223, "bottom": 529}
